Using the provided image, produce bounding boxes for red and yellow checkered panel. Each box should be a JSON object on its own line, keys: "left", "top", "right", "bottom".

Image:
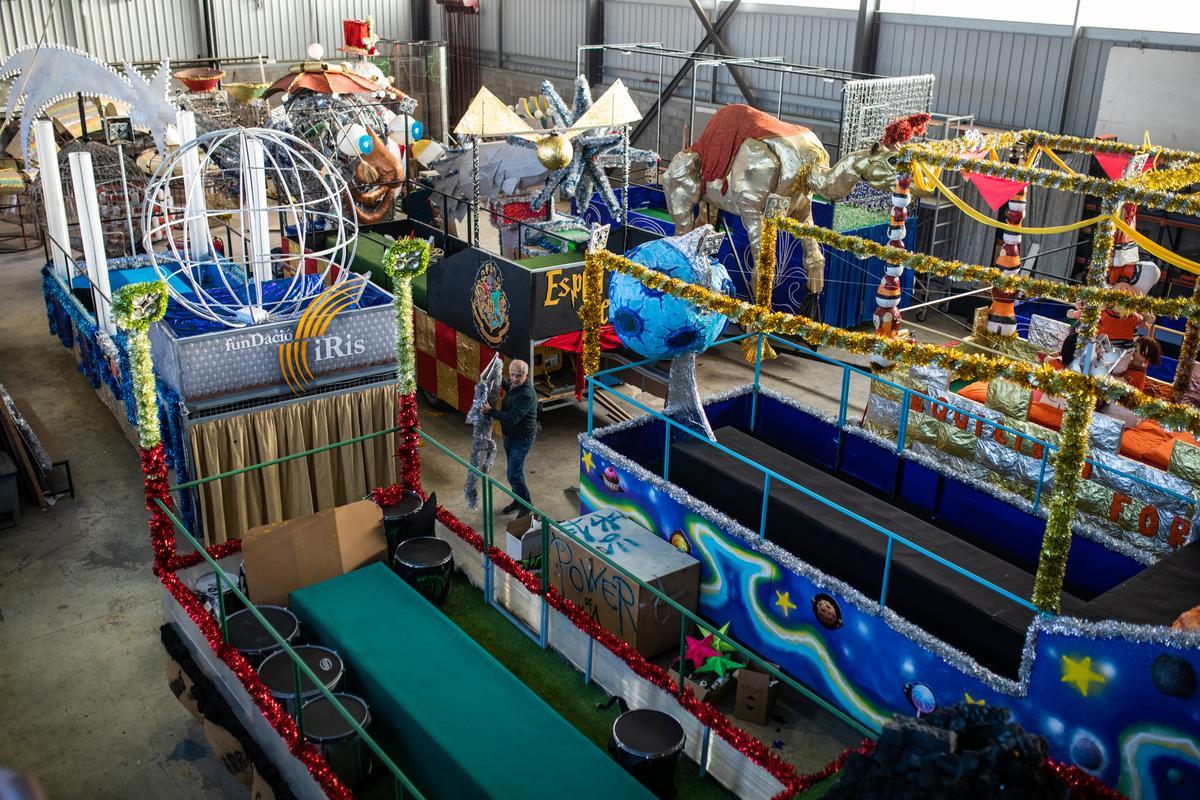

{"left": 413, "top": 308, "right": 498, "bottom": 413}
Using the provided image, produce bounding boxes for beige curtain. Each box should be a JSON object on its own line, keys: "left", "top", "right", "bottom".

{"left": 189, "top": 385, "right": 398, "bottom": 544}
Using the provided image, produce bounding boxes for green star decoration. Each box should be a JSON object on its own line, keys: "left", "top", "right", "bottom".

{"left": 696, "top": 654, "right": 744, "bottom": 679}
{"left": 699, "top": 621, "right": 735, "bottom": 654}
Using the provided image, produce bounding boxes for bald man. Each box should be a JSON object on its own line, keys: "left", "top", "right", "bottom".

{"left": 482, "top": 359, "right": 538, "bottom": 513}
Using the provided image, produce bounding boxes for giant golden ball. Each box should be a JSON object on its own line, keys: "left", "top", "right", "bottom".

{"left": 536, "top": 133, "right": 573, "bottom": 170}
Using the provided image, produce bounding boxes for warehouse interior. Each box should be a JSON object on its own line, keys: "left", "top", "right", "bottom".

{"left": 2, "top": 2, "right": 1200, "bottom": 799}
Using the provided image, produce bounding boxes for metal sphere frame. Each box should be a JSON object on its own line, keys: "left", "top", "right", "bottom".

{"left": 140, "top": 126, "right": 358, "bottom": 328}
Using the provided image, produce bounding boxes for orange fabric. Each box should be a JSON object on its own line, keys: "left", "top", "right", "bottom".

{"left": 958, "top": 381, "right": 988, "bottom": 404}
{"left": 957, "top": 381, "right": 1199, "bottom": 470}
{"left": 688, "top": 104, "right": 809, "bottom": 192}
{"left": 1099, "top": 310, "right": 1141, "bottom": 342}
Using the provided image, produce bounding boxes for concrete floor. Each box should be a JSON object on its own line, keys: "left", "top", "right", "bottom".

{"left": 0, "top": 247, "right": 245, "bottom": 797}
{"left": 0, "top": 238, "right": 959, "bottom": 795}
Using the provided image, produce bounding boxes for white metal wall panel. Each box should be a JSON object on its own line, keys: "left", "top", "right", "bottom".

{"left": 0, "top": 0, "right": 79, "bottom": 60}
{"left": 76, "top": 0, "right": 205, "bottom": 63}
{"left": 602, "top": 0, "right": 707, "bottom": 89}
{"left": 208, "top": 0, "right": 317, "bottom": 61}
{"left": 499, "top": 0, "right": 583, "bottom": 74}
{"left": 876, "top": 14, "right": 1072, "bottom": 131}
{"left": 717, "top": 6, "right": 857, "bottom": 121}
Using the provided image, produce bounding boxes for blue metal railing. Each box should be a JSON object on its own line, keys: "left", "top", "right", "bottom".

{"left": 585, "top": 330, "right": 1197, "bottom": 615}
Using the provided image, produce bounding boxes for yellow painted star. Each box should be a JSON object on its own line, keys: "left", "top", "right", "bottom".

{"left": 774, "top": 590, "right": 796, "bottom": 617}
{"left": 1061, "top": 655, "right": 1106, "bottom": 697}
{"left": 964, "top": 693, "right": 986, "bottom": 706}
{"left": 581, "top": 451, "right": 595, "bottom": 473}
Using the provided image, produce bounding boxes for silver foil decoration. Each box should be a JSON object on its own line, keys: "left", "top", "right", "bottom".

{"left": 1027, "top": 314, "right": 1071, "bottom": 354}
{"left": 1087, "top": 412, "right": 1124, "bottom": 453}
{"left": 908, "top": 364, "right": 951, "bottom": 396}
{"left": 665, "top": 352, "right": 715, "bottom": 441}
{"left": 463, "top": 354, "right": 505, "bottom": 510}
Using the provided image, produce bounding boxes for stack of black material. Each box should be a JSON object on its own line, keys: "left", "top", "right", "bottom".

{"left": 828, "top": 704, "right": 1059, "bottom": 799}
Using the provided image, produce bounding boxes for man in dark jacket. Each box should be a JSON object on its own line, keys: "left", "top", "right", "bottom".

{"left": 482, "top": 359, "right": 538, "bottom": 513}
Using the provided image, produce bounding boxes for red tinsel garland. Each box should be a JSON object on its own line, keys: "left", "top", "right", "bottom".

{"left": 369, "top": 483, "right": 408, "bottom": 508}
{"left": 395, "top": 392, "right": 421, "bottom": 493}
{"left": 1042, "top": 760, "right": 1126, "bottom": 800}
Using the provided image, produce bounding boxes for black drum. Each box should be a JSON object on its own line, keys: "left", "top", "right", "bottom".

{"left": 225, "top": 605, "right": 298, "bottom": 665}
{"left": 301, "top": 693, "right": 373, "bottom": 787}
{"left": 608, "top": 709, "right": 686, "bottom": 799}
{"left": 380, "top": 490, "right": 425, "bottom": 557}
{"left": 258, "top": 645, "right": 344, "bottom": 717}
{"left": 194, "top": 567, "right": 244, "bottom": 618}
{"left": 392, "top": 536, "right": 453, "bottom": 606}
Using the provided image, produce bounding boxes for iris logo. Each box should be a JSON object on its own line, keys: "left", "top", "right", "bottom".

{"left": 278, "top": 276, "right": 368, "bottom": 395}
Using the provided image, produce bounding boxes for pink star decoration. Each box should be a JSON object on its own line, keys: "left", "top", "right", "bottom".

{"left": 684, "top": 634, "right": 719, "bottom": 669}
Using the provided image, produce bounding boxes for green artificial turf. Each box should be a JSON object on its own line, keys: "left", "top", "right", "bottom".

{"left": 439, "top": 573, "right": 733, "bottom": 800}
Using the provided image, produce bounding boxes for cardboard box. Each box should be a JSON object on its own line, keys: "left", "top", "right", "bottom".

{"left": 668, "top": 662, "right": 736, "bottom": 704}
{"left": 549, "top": 510, "right": 699, "bottom": 657}
{"left": 504, "top": 514, "right": 541, "bottom": 561}
{"left": 241, "top": 500, "right": 387, "bottom": 606}
{"left": 734, "top": 662, "right": 780, "bottom": 725}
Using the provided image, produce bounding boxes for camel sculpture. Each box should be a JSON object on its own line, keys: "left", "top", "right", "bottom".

{"left": 662, "top": 104, "right": 900, "bottom": 297}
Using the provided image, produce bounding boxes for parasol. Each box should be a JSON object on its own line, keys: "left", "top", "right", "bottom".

{"left": 265, "top": 63, "right": 387, "bottom": 97}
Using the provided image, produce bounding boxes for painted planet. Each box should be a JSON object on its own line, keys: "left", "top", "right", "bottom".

{"left": 903, "top": 682, "right": 937, "bottom": 716}
{"left": 669, "top": 530, "right": 691, "bottom": 554}
{"left": 1070, "top": 734, "right": 1104, "bottom": 771}
{"left": 608, "top": 235, "right": 732, "bottom": 361}
{"left": 1150, "top": 653, "right": 1197, "bottom": 698}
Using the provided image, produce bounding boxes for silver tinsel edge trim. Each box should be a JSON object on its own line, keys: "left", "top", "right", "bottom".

{"left": 1033, "top": 614, "right": 1200, "bottom": 648}
{"left": 587, "top": 384, "right": 757, "bottom": 440}
{"left": 580, "top": 431, "right": 1028, "bottom": 696}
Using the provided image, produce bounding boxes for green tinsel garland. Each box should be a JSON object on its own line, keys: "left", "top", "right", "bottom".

{"left": 112, "top": 281, "right": 169, "bottom": 449}
{"left": 382, "top": 238, "right": 431, "bottom": 395}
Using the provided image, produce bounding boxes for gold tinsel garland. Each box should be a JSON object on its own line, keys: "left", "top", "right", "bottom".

{"left": 580, "top": 249, "right": 1200, "bottom": 436}
{"left": 1035, "top": 387, "right": 1096, "bottom": 612}
{"left": 775, "top": 220, "right": 1200, "bottom": 322}
{"left": 896, "top": 147, "right": 1200, "bottom": 215}
{"left": 1130, "top": 160, "right": 1200, "bottom": 193}
{"left": 1174, "top": 284, "right": 1200, "bottom": 401}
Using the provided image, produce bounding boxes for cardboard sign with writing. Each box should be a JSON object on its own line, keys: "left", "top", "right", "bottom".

{"left": 550, "top": 510, "right": 699, "bottom": 657}
{"left": 242, "top": 501, "right": 387, "bottom": 606}
{"left": 203, "top": 718, "right": 254, "bottom": 786}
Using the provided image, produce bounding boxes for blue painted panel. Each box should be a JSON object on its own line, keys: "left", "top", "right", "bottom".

{"left": 899, "top": 459, "right": 942, "bottom": 511}
{"left": 841, "top": 432, "right": 899, "bottom": 494}
{"left": 578, "top": 433, "right": 1200, "bottom": 799}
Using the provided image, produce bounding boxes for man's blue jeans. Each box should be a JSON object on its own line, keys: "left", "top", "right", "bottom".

{"left": 503, "top": 436, "right": 534, "bottom": 506}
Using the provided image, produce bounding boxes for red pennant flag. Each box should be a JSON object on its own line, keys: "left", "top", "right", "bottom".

{"left": 963, "top": 171, "right": 1029, "bottom": 211}
{"left": 1094, "top": 151, "right": 1132, "bottom": 180}
{"left": 1093, "top": 151, "right": 1156, "bottom": 180}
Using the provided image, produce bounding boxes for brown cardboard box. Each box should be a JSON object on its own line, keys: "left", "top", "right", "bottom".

{"left": 549, "top": 510, "right": 699, "bottom": 658}
{"left": 668, "top": 662, "right": 736, "bottom": 704}
{"left": 241, "top": 500, "right": 387, "bottom": 606}
{"left": 733, "top": 661, "right": 779, "bottom": 725}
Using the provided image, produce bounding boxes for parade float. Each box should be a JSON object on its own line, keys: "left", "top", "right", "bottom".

{"left": 574, "top": 124, "right": 1200, "bottom": 800}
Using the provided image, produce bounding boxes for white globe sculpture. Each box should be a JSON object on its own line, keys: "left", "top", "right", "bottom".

{"left": 141, "top": 127, "right": 358, "bottom": 328}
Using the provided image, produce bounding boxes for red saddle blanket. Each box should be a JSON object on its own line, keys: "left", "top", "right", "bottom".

{"left": 687, "top": 104, "right": 810, "bottom": 192}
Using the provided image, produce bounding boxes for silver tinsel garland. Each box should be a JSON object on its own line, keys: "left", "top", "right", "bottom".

{"left": 464, "top": 355, "right": 504, "bottom": 510}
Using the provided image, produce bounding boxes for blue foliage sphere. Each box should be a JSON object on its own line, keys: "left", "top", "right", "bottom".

{"left": 608, "top": 237, "right": 732, "bottom": 361}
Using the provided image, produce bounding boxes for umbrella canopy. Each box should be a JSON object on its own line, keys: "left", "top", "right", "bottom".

{"left": 265, "top": 64, "right": 386, "bottom": 97}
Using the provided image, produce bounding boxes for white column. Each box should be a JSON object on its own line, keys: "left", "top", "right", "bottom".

{"left": 68, "top": 151, "right": 115, "bottom": 335}
{"left": 176, "top": 110, "right": 211, "bottom": 261}
{"left": 35, "top": 120, "right": 71, "bottom": 283}
{"left": 239, "top": 134, "right": 273, "bottom": 301}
